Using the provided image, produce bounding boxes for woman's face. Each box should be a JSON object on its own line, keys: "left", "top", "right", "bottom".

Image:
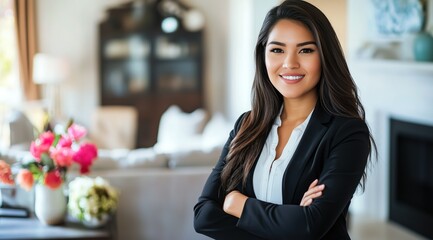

{"left": 265, "top": 19, "right": 321, "bottom": 102}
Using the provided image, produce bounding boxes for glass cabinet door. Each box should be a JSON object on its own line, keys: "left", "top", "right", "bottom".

{"left": 153, "top": 35, "right": 201, "bottom": 92}
{"left": 102, "top": 35, "right": 150, "bottom": 97}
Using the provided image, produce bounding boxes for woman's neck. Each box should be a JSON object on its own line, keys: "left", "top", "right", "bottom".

{"left": 281, "top": 96, "right": 317, "bottom": 123}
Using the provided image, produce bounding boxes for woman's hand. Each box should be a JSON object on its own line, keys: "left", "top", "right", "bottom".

{"left": 300, "top": 179, "right": 325, "bottom": 207}
{"left": 223, "top": 190, "right": 248, "bottom": 218}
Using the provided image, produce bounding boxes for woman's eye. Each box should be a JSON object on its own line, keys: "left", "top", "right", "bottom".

{"left": 299, "top": 48, "right": 315, "bottom": 54}
{"left": 270, "top": 48, "right": 283, "bottom": 53}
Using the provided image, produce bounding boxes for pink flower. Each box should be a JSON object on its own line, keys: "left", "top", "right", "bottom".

{"left": 79, "top": 165, "right": 90, "bottom": 175}
{"left": 30, "top": 131, "right": 55, "bottom": 160}
{"left": 50, "top": 147, "right": 74, "bottom": 167}
{"left": 39, "top": 131, "right": 55, "bottom": 146}
{"left": 17, "top": 169, "right": 34, "bottom": 191}
{"left": 30, "top": 142, "right": 44, "bottom": 160}
{"left": 73, "top": 143, "right": 98, "bottom": 174}
{"left": 57, "top": 135, "right": 72, "bottom": 148}
{"left": 0, "top": 160, "right": 14, "bottom": 185}
{"left": 68, "top": 124, "right": 87, "bottom": 141}
{"left": 44, "top": 170, "right": 62, "bottom": 189}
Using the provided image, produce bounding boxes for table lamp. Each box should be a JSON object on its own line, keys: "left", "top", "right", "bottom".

{"left": 32, "top": 53, "right": 69, "bottom": 122}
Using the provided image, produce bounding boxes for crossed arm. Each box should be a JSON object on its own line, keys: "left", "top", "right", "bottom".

{"left": 223, "top": 179, "right": 324, "bottom": 218}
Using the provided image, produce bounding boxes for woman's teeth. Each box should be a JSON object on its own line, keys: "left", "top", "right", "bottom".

{"left": 281, "top": 75, "right": 303, "bottom": 80}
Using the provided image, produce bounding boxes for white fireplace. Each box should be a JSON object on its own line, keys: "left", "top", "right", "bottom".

{"left": 348, "top": 59, "right": 433, "bottom": 221}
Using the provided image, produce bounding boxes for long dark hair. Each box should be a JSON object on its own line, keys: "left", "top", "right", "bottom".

{"left": 221, "top": 0, "right": 376, "bottom": 193}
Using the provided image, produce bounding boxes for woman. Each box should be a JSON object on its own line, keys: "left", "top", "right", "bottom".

{"left": 194, "top": 1, "right": 375, "bottom": 239}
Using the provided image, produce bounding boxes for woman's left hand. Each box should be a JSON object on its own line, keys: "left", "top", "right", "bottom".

{"left": 223, "top": 190, "right": 248, "bottom": 218}
{"left": 300, "top": 179, "right": 325, "bottom": 207}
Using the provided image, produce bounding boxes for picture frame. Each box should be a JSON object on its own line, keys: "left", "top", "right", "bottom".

{"left": 371, "top": 0, "right": 427, "bottom": 37}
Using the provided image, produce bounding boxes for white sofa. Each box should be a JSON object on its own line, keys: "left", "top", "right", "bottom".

{"left": 82, "top": 146, "right": 221, "bottom": 240}
{"left": 89, "top": 166, "right": 212, "bottom": 240}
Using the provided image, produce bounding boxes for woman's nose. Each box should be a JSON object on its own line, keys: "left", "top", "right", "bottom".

{"left": 282, "top": 53, "right": 300, "bottom": 69}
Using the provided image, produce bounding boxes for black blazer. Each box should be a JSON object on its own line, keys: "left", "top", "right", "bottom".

{"left": 193, "top": 104, "right": 370, "bottom": 240}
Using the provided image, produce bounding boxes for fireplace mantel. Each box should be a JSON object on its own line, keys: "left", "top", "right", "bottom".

{"left": 350, "top": 59, "right": 433, "bottom": 75}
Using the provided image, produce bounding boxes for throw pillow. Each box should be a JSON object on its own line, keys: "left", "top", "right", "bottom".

{"left": 202, "top": 113, "right": 232, "bottom": 151}
{"left": 154, "top": 105, "right": 206, "bottom": 153}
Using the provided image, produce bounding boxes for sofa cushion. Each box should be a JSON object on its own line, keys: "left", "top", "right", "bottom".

{"left": 168, "top": 147, "right": 221, "bottom": 168}
{"left": 89, "top": 106, "right": 138, "bottom": 150}
{"left": 154, "top": 105, "right": 206, "bottom": 154}
{"left": 92, "top": 149, "right": 127, "bottom": 170}
{"left": 121, "top": 148, "right": 168, "bottom": 168}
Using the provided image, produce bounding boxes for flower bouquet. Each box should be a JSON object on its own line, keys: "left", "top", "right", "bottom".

{"left": 0, "top": 121, "right": 98, "bottom": 225}
{"left": 68, "top": 176, "right": 119, "bottom": 228}
{"left": 17, "top": 121, "right": 98, "bottom": 190}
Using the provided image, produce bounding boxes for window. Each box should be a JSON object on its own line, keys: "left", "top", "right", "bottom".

{"left": 0, "top": 0, "right": 20, "bottom": 148}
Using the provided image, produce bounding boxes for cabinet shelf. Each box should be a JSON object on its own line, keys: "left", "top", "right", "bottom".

{"left": 155, "top": 57, "right": 198, "bottom": 62}
{"left": 102, "top": 57, "right": 149, "bottom": 62}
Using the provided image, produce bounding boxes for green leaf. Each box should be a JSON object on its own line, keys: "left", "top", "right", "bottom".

{"left": 28, "top": 163, "right": 42, "bottom": 182}
{"left": 40, "top": 153, "right": 55, "bottom": 170}
{"left": 52, "top": 134, "right": 61, "bottom": 147}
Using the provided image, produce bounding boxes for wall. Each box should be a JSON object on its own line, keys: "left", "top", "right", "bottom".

{"left": 182, "top": 0, "right": 229, "bottom": 114}
{"left": 306, "top": 0, "right": 347, "bottom": 53}
{"left": 36, "top": 0, "right": 230, "bottom": 127}
{"left": 36, "top": 0, "right": 129, "bottom": 126}
{"left": 226, "top": 0, "right": 279, "bottom": 121}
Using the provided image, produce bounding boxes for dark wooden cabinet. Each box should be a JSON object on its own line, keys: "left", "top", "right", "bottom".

{"left": 99, "top": 1, "right": 204, "bottom": 148}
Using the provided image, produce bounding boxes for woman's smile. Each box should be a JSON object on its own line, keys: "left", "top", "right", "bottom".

{"left": 279, "top": 74, "right": 305, "bottom": 83}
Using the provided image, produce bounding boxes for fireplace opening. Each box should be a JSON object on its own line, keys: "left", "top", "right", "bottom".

{"left": 389, "top": 118, "right": 433, "bottom": 239}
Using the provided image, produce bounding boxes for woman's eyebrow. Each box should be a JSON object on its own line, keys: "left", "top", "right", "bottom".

{"left": 297, "top": 41, "right": 316, "bottom": 47}
{"left": 267, "top": 40, "right": 317, "bottom": 47}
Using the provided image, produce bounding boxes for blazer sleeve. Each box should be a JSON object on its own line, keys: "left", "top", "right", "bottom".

{"left": 236, "top": 118, "right": 370, "bottom": 240}
{"left": 193, "top": 113, "right": 265, "bottom": 240}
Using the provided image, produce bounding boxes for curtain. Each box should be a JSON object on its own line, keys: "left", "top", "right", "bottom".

{"left": 13, "top": 0, "right": 39, "bottom": 100}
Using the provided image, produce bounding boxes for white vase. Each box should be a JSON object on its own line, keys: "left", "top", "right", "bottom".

{"left": 34, "top": 184, "right": 67, "bottom": 225}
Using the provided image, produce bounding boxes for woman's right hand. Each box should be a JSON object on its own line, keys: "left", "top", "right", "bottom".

{"left": 300, "top": 179, "right": 325, "bottom": 207}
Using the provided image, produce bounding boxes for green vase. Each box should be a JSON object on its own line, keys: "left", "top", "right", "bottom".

{"left": 413, "top": 32, "right": 433, "bottom": 62}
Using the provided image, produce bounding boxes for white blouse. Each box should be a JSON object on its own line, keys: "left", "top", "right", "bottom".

{"left": 253, "top": 107, "right": 313, "bottom": 204}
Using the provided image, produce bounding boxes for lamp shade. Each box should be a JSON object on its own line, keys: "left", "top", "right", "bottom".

{"left": 33, "top": 53, "right": 69, "bottom": 84}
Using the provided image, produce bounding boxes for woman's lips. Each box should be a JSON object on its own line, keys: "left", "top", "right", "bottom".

{"left": 279, "top": 74, "right": 304, "bottom": 83}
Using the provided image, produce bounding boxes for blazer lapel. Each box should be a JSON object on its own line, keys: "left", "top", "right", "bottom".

{"left": 282, "top": 104, "right": 331, "bottom": 204}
